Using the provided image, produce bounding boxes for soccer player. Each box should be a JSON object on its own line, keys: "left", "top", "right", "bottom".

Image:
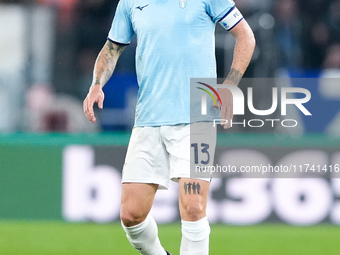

{"left": 83, "top": 0, "right": 255, "bottom": 254}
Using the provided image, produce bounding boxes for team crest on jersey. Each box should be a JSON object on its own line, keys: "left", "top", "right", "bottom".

{"left": 179, "top": 0, "right": 187, "bottom": 9}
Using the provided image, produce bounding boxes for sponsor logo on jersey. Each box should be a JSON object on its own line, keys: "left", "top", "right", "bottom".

{"left": 136, "top": 4, "right": 149, "bottom": 11}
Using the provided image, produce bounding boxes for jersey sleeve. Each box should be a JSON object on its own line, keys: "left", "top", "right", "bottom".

{"left": 108, "top": 0, "right": 134, "bottom": 45}
{"left": 205, "top": 0, "right": 244, "bottom": 31}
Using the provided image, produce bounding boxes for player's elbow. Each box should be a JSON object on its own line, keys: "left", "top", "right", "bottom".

{"left": 248, "top": 30, "right": 256, "bottom": 53}
{"left": 232, "top": 19, "right": 256, "bottom": 53}
{"left": 243, "top": 26, "right": 256, "bottom": 54}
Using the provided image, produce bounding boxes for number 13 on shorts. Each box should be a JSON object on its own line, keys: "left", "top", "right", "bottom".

{"left": 189, "top": 122, "right": 217, "bottom": 179}
{"left": 191, "top": 143, "right": 210, "bottom": 165}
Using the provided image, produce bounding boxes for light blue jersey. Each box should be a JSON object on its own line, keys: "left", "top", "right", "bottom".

{"left": 108, "top": 0, "right": 240, "bottom": 127}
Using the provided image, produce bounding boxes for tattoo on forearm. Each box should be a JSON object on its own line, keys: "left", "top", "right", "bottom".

{"left": 226, "top": 68, "right": 243, "bottom": 85}
{"left": 92, "top": 41, "right": 125, "bottom": 87}
{"left": 184, "top": 182, "right": 201, "bottom": 195}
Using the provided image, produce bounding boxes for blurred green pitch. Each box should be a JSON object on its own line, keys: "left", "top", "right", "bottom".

{"left": 0, "top": 221, "right": 339, "bottom": 255}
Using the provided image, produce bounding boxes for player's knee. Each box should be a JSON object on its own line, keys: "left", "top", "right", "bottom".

{"left": 120, "top": 207, "right": 146, "bottom": 227}
{"left": 182, "top": 202, "right": 205, "bottom": 221}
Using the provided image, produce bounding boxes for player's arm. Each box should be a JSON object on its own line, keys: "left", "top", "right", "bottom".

{"left": 83, "top": 40, "right": 126, "bottom": 123}
{"left": 219, "top": 19, "right": 256, "bottom": 128}
{"left": 226, "top": 19, "right": 255, "bottom": 85}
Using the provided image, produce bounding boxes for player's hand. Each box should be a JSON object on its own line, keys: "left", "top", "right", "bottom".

{"left": 212, "top": 88, "right": 233, "bottom": 129}
{"left": 83, "top": 84, "right": 104, "bottom": 123}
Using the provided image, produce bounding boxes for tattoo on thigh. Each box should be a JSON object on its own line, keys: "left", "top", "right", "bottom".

{"left": 184, "top": 182, "right": 201, "bottom": 195}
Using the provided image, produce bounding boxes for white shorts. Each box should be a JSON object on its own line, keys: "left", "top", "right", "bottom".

{"left": 122, "top": 122, "right": 216, "bottom": 189}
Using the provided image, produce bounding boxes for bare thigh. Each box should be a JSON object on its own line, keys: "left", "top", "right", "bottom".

{"left": 120, "top": 183, "right": 158, "bottom": 227}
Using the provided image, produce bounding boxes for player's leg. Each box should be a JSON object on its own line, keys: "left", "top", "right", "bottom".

{"left": 120, "top": 182, "right": 167, "bottom": 255}
{"left": 163, "top": 122, "right": 216, "bottom": 255}
{"left": 178, "top": 178, "right": 210, "bottom": 255}
{"left": 120, "top": 182, "right": 158, "bottom": 227}
{"left": 120, "top": 126, "right": 170, "bottom": 255}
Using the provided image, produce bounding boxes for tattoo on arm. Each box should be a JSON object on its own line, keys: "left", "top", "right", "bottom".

{"left": 226, "top": 68, "right": 243, "bottom": 85}
{"left": 92, "top": 41, "right": 126, "bottom": 88}
{"left": 184, "top": 182, "right": 201, "bottom": 195}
